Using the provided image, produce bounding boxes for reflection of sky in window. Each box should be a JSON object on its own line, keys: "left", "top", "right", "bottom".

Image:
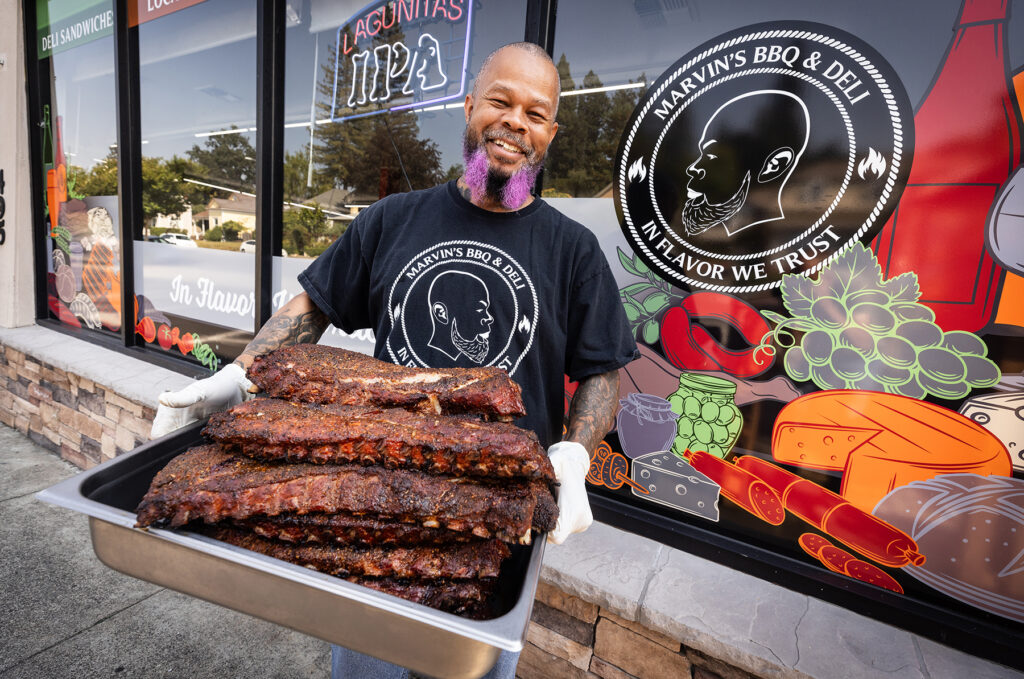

{"left": 551, "top": 0, "right": 1024, "bottom": 109}
{"left": 48, "top": 35, "right": 117, "bottom": 170}
{"left": 138, "top": 0, "right": 257, "bottom": 163}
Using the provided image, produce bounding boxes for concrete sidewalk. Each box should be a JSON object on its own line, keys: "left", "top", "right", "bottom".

{"left": 0, "top": 423, "right": 331, "bottom": 679}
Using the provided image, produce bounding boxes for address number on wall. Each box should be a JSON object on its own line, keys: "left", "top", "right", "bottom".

{"left": 0, "top": 169, "right": 6, "bottom": 246}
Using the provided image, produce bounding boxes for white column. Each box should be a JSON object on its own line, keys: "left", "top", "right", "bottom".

{"left": 0, "top": 0, "right": 38, "bottom": 328}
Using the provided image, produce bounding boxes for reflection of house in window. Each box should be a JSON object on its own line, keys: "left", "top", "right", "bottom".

{"left": 192, "top": 193, "right": 257, "bottom": 238}
{"left": 308, "top": 187, "right": 367, "bottom": 230}
{"left": 152, "top": 207, "right": 196, "bottom": 237}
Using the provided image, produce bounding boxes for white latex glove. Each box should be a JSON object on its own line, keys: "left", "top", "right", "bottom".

{"left": 150, "top": 363, "right": 254, "bottom": 439}
{"left": 546, "top": 441, "right": 594, "bottom": 544}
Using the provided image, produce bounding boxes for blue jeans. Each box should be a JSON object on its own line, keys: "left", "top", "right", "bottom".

{"left": 331, "top": 644, "right": 519, "bottom": 679}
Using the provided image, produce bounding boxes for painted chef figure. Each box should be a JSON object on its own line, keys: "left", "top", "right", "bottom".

{"left": 150, "top": 42, "right": 638, "bottom": 679}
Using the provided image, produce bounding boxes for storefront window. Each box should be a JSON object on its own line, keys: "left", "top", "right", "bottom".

{"left": 35, "top": 0, "right": 120, "bottom": 336}
{"left": 132, "top": 0, "right": 257, "bottom": 371}
{"left": 274, "top": 0, "right": 529, "bottom": 351}
{"left": 552, "top": 0, "right": 1024, "bottom": 640}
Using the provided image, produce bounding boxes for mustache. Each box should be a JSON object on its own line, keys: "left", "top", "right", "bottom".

{"left": 483, "top": 128, "right": 535, "bottom": 162}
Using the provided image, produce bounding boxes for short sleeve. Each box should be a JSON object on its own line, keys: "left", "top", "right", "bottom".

{"left": 297, "top": 212, "right": 375, "bottom": 333}
{"left": 564, "top": 234, "right": 639, "bottom": 381}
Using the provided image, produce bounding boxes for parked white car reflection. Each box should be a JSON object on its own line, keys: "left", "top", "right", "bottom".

{"left": 239, "top": 241, "right": 288, "bottom": 256}
{"left": 160, "top": 233, "right": 198, "bottom": 247}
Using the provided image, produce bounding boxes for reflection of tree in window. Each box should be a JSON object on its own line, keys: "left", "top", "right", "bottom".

{"left": 187, "top": 127, "right": 257, "bottom": 192}
{"left": 312, "top": 39, "right": 443, "bottom": 198}
{"left": 544, "top": 55, "right": 645, "bottom": 198}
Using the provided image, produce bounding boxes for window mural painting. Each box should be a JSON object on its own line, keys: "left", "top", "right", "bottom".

{"left": 589, "top": 6, "right": 1024, "bottom": 627}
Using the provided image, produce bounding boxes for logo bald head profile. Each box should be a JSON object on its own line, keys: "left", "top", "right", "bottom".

{"left": 683, "top": 90, "right": 810, "bottom": 237}
{"left": 427, "top": 271, "right": 494, "bottom": 364}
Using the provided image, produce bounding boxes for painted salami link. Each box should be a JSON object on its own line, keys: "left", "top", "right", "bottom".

{"left": 683, "top": 450, "right": 785, "bottom": 525}
{"left": 734, "top": 456, "right": 924, "bottom": 568}
{"left": 664, "top": 292, "right": 774, "bottom": 378}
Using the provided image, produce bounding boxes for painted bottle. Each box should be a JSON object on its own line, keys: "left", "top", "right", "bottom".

{"left": 872, "top": 0, "right": 1021, "bottom": 332}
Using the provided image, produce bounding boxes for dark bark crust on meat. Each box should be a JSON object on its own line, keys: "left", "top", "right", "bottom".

{"left": 204, "top": 399, "right": 553, "bottom": 481}
{"left": 247, "top": 344, "right": 525, "bottom": 419}
{"left": 230, "top": 513, "right": 478, "bottom": 546}
{"left": 201, "top": 526, "right": 510, "bottom": 579}
{"left": 136, "top": 445, "right": 555, "bottom": 539}
{"left": 349, "top": 577, "right": 497, "bottom": 618}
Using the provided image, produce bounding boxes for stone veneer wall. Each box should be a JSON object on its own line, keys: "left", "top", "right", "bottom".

{"left": 0, "top": 344, "right": 155, "bottom": 469}
{"left": 523, "top": 582, "right": 752, "bottom": 679}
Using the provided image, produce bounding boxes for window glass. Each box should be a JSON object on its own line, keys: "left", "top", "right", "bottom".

{"left": 274, "top": 0, "right": 529, "bottom": 351}
{"left": 35, "top": 0, "right": 120, "bottom": 337}
{"left": 133, "top": 0, "right": 257, "bottom": 372}
{"left": 550, "top": 0, "right": 1024, "bottom": 637}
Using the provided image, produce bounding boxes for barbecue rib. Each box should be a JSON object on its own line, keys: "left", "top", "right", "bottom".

{"left": 351, "top": 577, "right": 497, "bottom": 618}
{"left": 201, "top": 526, "right": 509, "bottom": 579}
{"left": 231, "top": 513, "right": 478, "bottom": 546}
{"left": 136, "top": 445, "right": 556, "bottom": 540}
{"left": 204, "top": 399, "right": 553, "bottom": 481}
{"left": 247, "top": 344, "right": 526, "bottom": 419}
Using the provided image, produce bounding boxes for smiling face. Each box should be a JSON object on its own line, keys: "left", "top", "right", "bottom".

{"left": 461, "top": 45, "right": 560, "bottom": 210}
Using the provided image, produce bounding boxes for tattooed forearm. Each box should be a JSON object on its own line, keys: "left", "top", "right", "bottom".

{"left": 233, "top": 293, "right": 329, "bottom": 370}
{"left": 565, "top": 370, "right": 619, "bottom": 453}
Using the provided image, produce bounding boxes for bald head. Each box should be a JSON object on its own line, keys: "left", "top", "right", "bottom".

{"left": 473, "top": 42, "right": 561, "bottom": 117}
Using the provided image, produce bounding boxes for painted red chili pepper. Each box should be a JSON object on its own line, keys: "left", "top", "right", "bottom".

{"left": 683, "top": 450, "right": 785, "bottom": 525}
{"left": 734, "top": 456, "right": 924, "bottom": 568}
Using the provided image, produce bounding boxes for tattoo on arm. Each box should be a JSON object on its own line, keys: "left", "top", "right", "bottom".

{"left": 233, "top": 294, "right": 329, "bottom": 370}
{"left": 565, "top": 370, "right": 620, "bottom": 453}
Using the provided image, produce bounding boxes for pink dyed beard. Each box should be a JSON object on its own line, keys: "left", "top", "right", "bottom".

{"left": 462, "top": 146, "right": 541, "bottom": 210}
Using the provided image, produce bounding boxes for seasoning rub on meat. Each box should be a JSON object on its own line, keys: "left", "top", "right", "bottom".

{"left": 247, "top": 344, "right": 526, "bottom": 420}
{"left": 136, "top": 445, "right": 556, "bottom": 542}
{"left": 204, "top": 399, "right": 554, "bottom": 481}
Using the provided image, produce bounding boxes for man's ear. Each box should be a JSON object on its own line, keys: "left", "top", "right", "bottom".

{"left": 464, "top": 94, "right": 473, "bottom": 123}
{"left": 431, "top": 302, "right": 450, "bottom": 324}
{"left": 758, "top": 147, "right": 795, "bottom": 183}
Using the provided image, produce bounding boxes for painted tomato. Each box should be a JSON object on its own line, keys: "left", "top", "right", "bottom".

{"left": 157, "top": 324, "right": 174, "bottom": 351}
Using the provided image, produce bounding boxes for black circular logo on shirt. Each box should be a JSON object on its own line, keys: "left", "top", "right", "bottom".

{"left": 614, "top": 22, "right": 914, "bottom": 293}
{"left": 385, "top": 240, "right": 538, "bottom": 376}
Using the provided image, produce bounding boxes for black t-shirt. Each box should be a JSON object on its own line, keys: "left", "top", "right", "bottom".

{"left": 299, "top": 181, "right": 638, "bottom": 447}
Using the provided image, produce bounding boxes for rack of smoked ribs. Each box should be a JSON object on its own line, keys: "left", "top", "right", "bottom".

{"left": 136, "top": 345, "right": 558, "bottom": 619}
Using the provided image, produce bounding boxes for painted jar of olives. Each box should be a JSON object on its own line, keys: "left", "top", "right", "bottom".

{"left": 668, "top": 373, "right": 743, "bottom": 459}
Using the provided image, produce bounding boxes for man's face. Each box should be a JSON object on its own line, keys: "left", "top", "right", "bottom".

{"left": 451, "top": 285, "right": 493, "bottom": 363}
{"left": 682, "top": 119, "right": 751, "bottom": 235}
{"left": 463, "top": 48, "right": 559, "bottom": 206}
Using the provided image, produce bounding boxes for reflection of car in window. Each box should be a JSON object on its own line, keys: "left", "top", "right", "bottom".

{"left": 239, "top": 240, "right": 256, "bottom": 253}
{"left": 160, "top": 233, "right": 198, "bottom": 247}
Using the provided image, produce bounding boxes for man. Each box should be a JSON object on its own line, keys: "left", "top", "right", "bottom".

{"left": 681, "top": 89, "right": 810, "bottom": 237}
{"left": 151, "top": 41, "right": 637, "bottom": 679}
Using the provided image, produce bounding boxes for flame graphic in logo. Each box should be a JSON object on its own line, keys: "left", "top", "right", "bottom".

{"left": 518, "top": 316, "right": 532, "bottom": 333}
{"left": 628, "top": 157, "right": 647, "bottom": 184}
{"left": 857, "top": 148, "right": 886, "bottom": 180}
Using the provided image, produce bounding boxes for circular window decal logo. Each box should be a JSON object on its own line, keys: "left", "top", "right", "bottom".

{"left": 614, "top": 22, "right": 914, "bottom": 293}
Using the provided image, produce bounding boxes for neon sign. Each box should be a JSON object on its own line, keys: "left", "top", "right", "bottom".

{"left": 331, "top": 0, "right": 472, "bottom": 122}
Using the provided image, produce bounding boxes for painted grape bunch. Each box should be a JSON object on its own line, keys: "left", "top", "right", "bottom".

{"left": 755, "top": 244, "right": 1000, "bottom": 400}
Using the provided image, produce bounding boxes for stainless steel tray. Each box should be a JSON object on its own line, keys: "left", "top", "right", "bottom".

{"left": 36, "top": 420, "right": 545, "bottom": 679}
